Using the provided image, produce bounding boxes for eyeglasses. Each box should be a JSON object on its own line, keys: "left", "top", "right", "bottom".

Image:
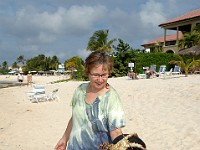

{"left": 90, "top": 73, "right": 109, "bottom": 79}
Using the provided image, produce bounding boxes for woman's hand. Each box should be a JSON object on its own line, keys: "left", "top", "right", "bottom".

{"left": 54, "top": 137, "right": 67, "bottom": 150}
{"left": 55, "top": 117, "right": 72, "bottom": 150}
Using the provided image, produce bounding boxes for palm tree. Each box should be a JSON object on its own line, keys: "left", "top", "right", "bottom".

{"left": 192, "top": 23, "right": 200, "bottom": 33}
{"left": 87, "top": 29, "right": 116, "bottom": 53}
{"left": 17, "top": 55, "right": 26, "bottom": 66}
{"left": 169, "top": 55, "right": 200, "bottom": 76}
{"left": 12, "top": 62, "right": 18, "bottom": 69}
{"left": 50, "top": 55, "right": 59, "bottom": 70}
{"left": 2, "top": 61, "right": 8, "bottom": 69}
{"left": 65, "top": 56, "right": 84, "bottom": 79}
{"left": 178, "top": 24, "right": 200, "bottom": 49}
{"left": 178, "top": 33, "right": 200, "bottom": 49}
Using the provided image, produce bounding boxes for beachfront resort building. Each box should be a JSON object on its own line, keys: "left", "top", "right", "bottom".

{"left": 142, "top": 8, "right": 200, "bottom": 54}
{"left": 57, "top": 63, "right": 65, "bottom": 73}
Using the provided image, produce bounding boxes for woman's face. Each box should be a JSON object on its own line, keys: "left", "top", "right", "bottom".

{"left": 89, "top": 64, "right": 109, "bottom": 90}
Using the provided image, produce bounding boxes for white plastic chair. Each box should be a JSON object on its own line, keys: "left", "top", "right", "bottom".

{"left": 32, "top": 88, "right": 59, "bottom": 103}
{"left": 163, "top": 68, "right": 173, "bottom": 79}
{"left": 46, "top": 89, "right": 59, "bottom": 101}
{"left": 26, "top": 84, "right": 45, "bottom": 101}
{"left": 32, "top": 92, "right": 46, "bottom": 103}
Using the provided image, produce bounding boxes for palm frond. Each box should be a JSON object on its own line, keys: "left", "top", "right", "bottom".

{"left": 87, "top": 29, "right": 116, "bottom": 52}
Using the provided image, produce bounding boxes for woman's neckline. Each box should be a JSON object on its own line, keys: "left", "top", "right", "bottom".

{"left": 85, "top": 83, "right": 111, "bottom": 105}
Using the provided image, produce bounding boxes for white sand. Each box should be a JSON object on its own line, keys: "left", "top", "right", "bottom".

{"left": 0, "top": 74, "right": 200, "bottom": 150}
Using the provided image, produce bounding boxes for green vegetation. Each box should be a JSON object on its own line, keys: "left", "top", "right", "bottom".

{"left": 112, "top": 38, "right": 138, "bottom": 77}
{"left": 0, "top": 61, "right": 9, "bottom": 74}
{"left": 112, "top": 47, "right": 178, "bottom": 77}
{"left": 87, "top": 29, "right": 116, "bottom": 53}
{"left": 178, "top": 24, "right": 200, "bottom": 49}
{"left": 17, "top": 55, "right": 26, "bottom": 65}
{"left": 65, "top": 56, "right": 85, "bottom": 80}
{"left": 25, "top": 54, "right": 59, "bottom": 73}
{"left": 169, "top": 55, "right": 200, "bottom": 76}
{"left": 1, "top": 28, "right": 200, "bottom": 78}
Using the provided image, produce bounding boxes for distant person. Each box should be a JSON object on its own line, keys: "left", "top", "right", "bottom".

{"left": 27, "top": 71, "right": 32, "bottom": 86}
{"left": 17, "top": 72, "right": 24, "bottom": 87}
{"left": 127, "top": 70, "right": 138, "bottom": 80}
{"left": 145, "top": 68, "right": 151, "bottom": 79}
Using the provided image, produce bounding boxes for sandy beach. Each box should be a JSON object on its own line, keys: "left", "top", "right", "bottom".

{"left": 0, "top": 74, "right": 200, "bottom": 150}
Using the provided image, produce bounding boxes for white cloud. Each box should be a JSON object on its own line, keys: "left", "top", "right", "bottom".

{"left": 77, "top": 48, "right": 91, "bottom": 60}
{"left": 5, "top": 5, "right": 107, "bottom": 44}
{"left": 108, "top": 8, "right": 142, "bottom": 39}
{"left": 38, "top": 32, "right": 57, "bottom": 43}
{"left": 63, "top": 5, "right": 107, "bottom": 33}
{"left": 139, "top": 0, "right": 166, "bottom": 27}
{"left": 0, "top": 0, "right": 199, "bottom": 65}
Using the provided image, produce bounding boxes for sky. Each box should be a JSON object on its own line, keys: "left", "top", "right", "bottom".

{"left": 0, "top": 0, "right": 200, "bottom": 65}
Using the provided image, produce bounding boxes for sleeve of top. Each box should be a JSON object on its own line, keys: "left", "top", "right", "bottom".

{"left": 107, "top": 88, "right": 126, "bottom": 131}
{"left": 70, "top": 86, "right": 79, "bottom": 107}
{"left": 70, "top": 83, "right": 85, "bottom": 107}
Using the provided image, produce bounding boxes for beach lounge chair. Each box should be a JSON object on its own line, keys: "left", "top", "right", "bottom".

{"left": 46, "top": 89, "right": 59, "bottom": 101}
{"left": 149, "top": 65, "right": 156, "bottom": 77}
{"left": 163, "top": 68, "right": 173, "bottom": 79}
{"left": 150, "top": 65, "right": 156, "bottom": 73}
{"left": 31, "top": 92, "right": 46, "bottom": 103}
{"left": 138, "top": 67, "right": 149, "bottom": 79}
{"left": 172, "top": 65, "right": 181, "bottom": 75}
{"left": 138, "top": 73, "right": 146, "bottom": 79}
{"left": 26, "top": 84, "right": 45, "bottom": 100}
{"left": 156, "top": 65, "right": 166, "bottom": 77}
{"left": 32, "top": 88, "right": 59, "bottom": 103}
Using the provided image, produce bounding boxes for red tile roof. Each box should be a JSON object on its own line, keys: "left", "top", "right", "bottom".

{"left": 159, "top": 8, "right": 200, "bottom": 26}
{"left": 142, "top": 32, "right": 183, "bottom": 46}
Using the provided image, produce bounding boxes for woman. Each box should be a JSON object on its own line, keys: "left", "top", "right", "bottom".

{"left": 55, "top": 50, "right": 126, "bottom": 150}
{"left": 27, "top": 71, "right": 33, "bottom": 86}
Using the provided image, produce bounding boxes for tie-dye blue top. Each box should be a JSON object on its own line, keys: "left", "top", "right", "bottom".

{"left": 67, "top": 82, "right": 125, "bottom": 150}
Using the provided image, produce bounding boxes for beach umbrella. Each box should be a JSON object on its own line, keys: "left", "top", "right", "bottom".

{"left": 178, "top": 44, "right": 200, "bottom": 56}
{"left": 30, "top": 71, "right": 37, "bottom": 73}
{"left": 8, "top": 71, "right": 16, "bottom": 74}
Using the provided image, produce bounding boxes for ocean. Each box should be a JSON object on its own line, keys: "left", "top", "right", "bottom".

{"left": 0, "top": 81, "right": 19, "bottom": 89}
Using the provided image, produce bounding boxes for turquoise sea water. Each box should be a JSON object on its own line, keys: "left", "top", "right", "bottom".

{"left": 0, "top": 81, "right": 19, "bottom": 89}
{"left": 0, "top": 81, "right": 17, "bottom": 84}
